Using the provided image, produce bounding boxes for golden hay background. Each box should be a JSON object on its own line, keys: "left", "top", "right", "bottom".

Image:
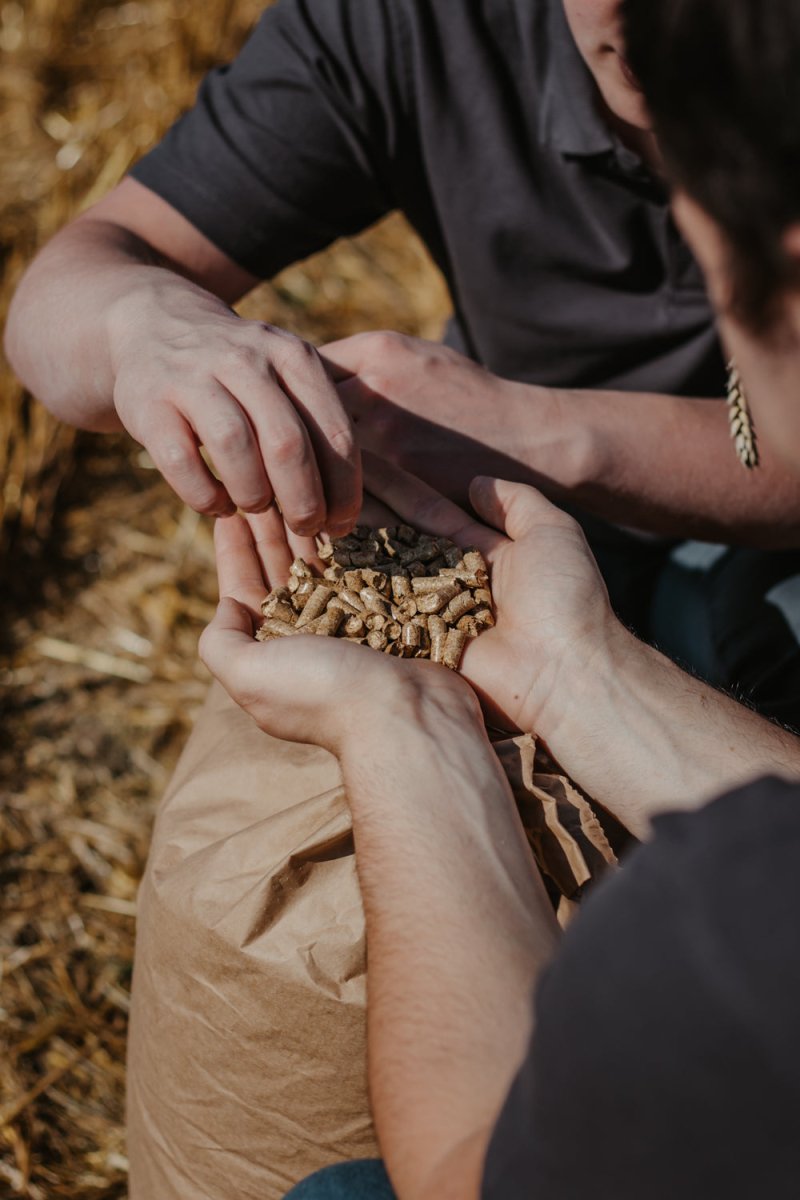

{"left": 0, "top": 2, "right": 450, "bottom": 1194}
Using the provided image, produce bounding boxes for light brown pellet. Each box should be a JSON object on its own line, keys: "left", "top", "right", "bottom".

{"left": 360, "top": 586, "right": 390, "bottom": 614}
{"left": 256, "top": 527, "right": 494, "bottom": 671}
{"left": 261, "top": 587, "right": 292, "bottom": 616}
{"left": 401, "top": 623, "right": 421, "bottom": 655}
{"left": 290, "top": 558, "right": 313, "bottom": 580}
{"left": 416, "top": 584, "right": 461, "bottom": 614}
{"left": 316, "top": 606, "right": 345, "bottom": 637}
{"left": 441, "top": 591, "right": 477, "bottom": 624}
{"left": 391, "top": 575, "right": 412, "bottom": 602}
{"left": 295, "top": 585, "right": 335, "bottom": 628}
{"left": 428, "top": 615, "right": 448, "bottom": 663}
{"left": 257, "top": 617, "right": 301, "bottom": 640}
{"left": 442, "top": 627, "right": 467, "bottom": 669}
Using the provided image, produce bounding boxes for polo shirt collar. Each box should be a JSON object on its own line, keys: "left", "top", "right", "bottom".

{"left": 538, "top": 0, "right": 615, "bottom": 157}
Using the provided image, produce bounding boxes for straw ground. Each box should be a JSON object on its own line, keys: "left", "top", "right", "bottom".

{"left": 0, "top": 2, "right": 450, "bottom": 1194}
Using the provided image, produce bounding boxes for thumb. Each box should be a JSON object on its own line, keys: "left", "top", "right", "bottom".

{"left": 469, "top": 477, "right": 574, "bottom": 541}
{"left": 198, "top": 596, "right": 257, "bottom": 682}
{"left": 318, "top": 336, "right": 362, "bottom": 383}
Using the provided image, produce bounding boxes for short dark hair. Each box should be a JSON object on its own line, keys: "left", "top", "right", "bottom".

{"left": 622, "top": 0, "right": 800, "bottom": 332}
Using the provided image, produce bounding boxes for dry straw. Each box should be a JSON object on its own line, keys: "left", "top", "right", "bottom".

{"left": 0, "top": 0, "right": 450, "bottom": 1195}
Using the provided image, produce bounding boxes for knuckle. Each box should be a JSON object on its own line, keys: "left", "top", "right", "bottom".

{"left": 369, "top": 330, "right": 404, "bottom": 359}
{"left": 237, "top": 489, "right": 273, "bottom": 513}
{"left": 226, "top": 342, "right": 261, "bottom": 373}
{"left": 158, "top": 439, "right": 196, "bottom": 476}
{"left": 207, "top": 414, "right": 252, "bottom": 456}
{"left": 193, "top": 491, "right": 225, "bottom": 516}
{"left": 326, "top": 424, "right": 357, "bottom": 461}
{"left": 270, "top": 429, "right": 308, "bottom": 468}
{"left": 289, "top": 505, "right": 324, "bottom": 531}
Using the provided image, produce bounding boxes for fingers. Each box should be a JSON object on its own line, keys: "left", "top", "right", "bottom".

{"left": 147, "top": 407, "right": 235, "bottom": 517}
{"left": 245, "top": 505, "right": 296, "bottom": 588}
{"left": 359, "top": 492, "right": 399, "bottom": 528}
{"left": 198, "top": 596, "right": 259, "bottom": 686}
{"left": 217, "top": 336, "right": 361, "bottom": 537}
{"left": 215, "top": 361, "right": 327, "bottom": 535}
{"left": 361, "top": 452, "right": 505, "bottom": 557}
{"left": 213, "top": 516, "right": 268, "bottom": 614}
{"left": 469, "top": 477, "right": 576, "bottom": 541}
{"left": 188, "top": 382, "right": 273, "bottom": 513}
{"left": 274, "top": 348, "right": 361, "bottom": 536}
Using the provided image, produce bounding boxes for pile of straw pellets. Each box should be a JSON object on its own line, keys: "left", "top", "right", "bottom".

{"left": 258, "top": 525, "right": 494, "bottom": 670}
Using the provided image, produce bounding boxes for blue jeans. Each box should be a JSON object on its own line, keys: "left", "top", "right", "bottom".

{"left": 284, "top": 1160, "right": 395, "bottom": 1199}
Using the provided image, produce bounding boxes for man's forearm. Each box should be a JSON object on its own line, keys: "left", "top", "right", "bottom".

{"left": 539, "top": 384, "right": 800, "bottom": 546}
{"left": 533, "top": 622, "right": 800, "bottom": 839}
{"left": 339, "top": 688, "right": 559, "bottom": 1200}
{"left": 4, "top": 219, "right": 228, "bottom": 430}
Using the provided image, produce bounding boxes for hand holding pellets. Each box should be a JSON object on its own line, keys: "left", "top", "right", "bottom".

{"left": 256, "top": 525, "right": 495, "bottom": 671}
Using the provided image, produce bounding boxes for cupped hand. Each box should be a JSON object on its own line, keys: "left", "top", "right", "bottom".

{"left": 199, "top": 506, "right": 476, "bottom": 752}
{"left": 109, "top": 279, "right": 361, "bottom": 535}
{"left": 359, "top": 455, "right": 617, "bottom": 734}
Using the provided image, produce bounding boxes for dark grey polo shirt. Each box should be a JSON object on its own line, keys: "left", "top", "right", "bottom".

{"left": 131, "top": 0, "right": 725, "bottom": 396}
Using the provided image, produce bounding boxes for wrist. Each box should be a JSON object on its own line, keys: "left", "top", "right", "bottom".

{"left": 336, "top": 669, "right": 487, "bottom": 779}
{"left": 105, "top": 267, "right": 229, "bottom": 374}
{"left": 518, "top": 611, "right": 637, "bottom": 738}
{"left": 510, "top": 381, "right": 602, "bottom": 492}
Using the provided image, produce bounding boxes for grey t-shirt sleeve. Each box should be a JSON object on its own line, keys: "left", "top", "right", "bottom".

{"left": 130, "top": 0, "right": 407, "bottom": 276}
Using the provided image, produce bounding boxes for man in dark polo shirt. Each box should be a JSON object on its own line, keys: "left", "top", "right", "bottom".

{"left": 7, "top": 0, "right": 800, "bottom": 726}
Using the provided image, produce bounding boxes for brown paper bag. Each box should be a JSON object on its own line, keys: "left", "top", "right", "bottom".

{"left": 128, "top": 683, "right": 619, "bottom": 1200}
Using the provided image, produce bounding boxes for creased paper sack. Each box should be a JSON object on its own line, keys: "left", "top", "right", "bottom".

{"left": 127, "top": 682, "right": 621, "bottom": 1200}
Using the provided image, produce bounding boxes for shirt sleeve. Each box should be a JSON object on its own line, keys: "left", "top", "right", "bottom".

{"left": 482, "top": 776, "right": 800, "bottom": 1199}
{"left": 130, "top": 0, "right": 410, "bottom": 276}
